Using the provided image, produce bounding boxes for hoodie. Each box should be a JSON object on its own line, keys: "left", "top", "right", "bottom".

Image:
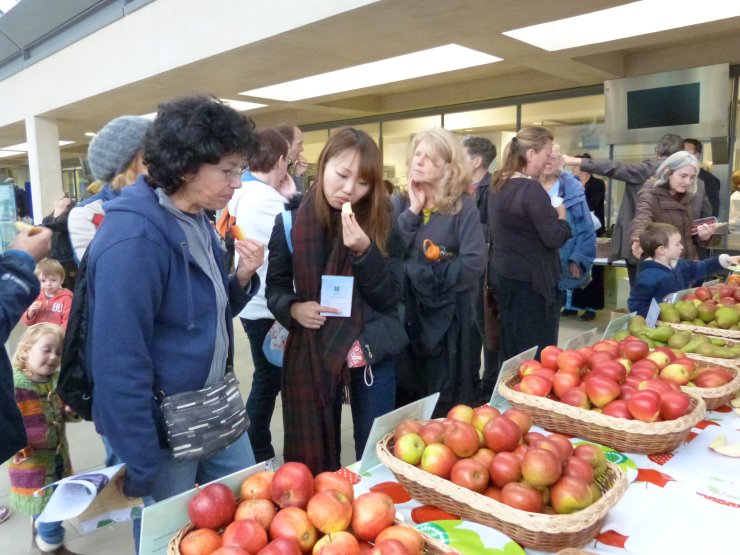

{"left": 86, "top": 176, "right": 258, "bottom": 497}
{"left": 556, "top": 172, "right": 596, "bottom": 291}
{"left": 21, "top": 287, "right": 74, "bottom": 329}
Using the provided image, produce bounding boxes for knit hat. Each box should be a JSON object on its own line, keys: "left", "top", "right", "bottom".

{"left": 87, "top": 116, "right": 151, "bottom": 182}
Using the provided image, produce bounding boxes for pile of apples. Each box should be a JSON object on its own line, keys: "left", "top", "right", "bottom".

{"left": 393, "top": 406, "right": 609, "bottom": 515}
{"left": 179, "top": 462, "right": 426, "bottom": 555}
{"left": 511, "top": 339, "right": 726, "bottom": 422}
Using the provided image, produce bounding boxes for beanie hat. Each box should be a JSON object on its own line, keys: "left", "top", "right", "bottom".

{"left": 87, "top": 116, "right": 151, "bottom": 182}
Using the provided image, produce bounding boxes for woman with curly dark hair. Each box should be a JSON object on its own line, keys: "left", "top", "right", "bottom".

{"left": 85, "top": 96, "right": 262, "bottom": 550}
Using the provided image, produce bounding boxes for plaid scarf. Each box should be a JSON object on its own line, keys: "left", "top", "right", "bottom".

{"left": 282, "top": 188, "right": 362, "bottom": 472}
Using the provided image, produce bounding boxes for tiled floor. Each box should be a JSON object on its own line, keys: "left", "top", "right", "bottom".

{"left": 0, "top": 310, "right": 611, "bottom": 554}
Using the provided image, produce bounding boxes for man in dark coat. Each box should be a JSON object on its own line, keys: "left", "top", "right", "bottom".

{"left": 684, "top": 139, "right": 721, "bottom": 217}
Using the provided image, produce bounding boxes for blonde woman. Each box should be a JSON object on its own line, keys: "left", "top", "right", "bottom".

{"left": 397, "top": 128, "right": 486, "bottom": 417}
{"left": 68, "top": 116, "right": 151, "bottom": 262}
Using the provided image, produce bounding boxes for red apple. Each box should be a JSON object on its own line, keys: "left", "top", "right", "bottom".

{"left": 517, "top": 359, "right": 543, "bottom": 378}
{"left": 573, "top": 443, "right": 607, "bottom": 477}
{"left": 501, "top": 482, "right": 544, "bottom": 513}
{"left": 556, "top": 350, "right": 587, "bottom": 375}
{"left": 627, "top": 390, "right": 661, "bottom": 422}
{"left": 446, "top": 404, "right": 474, "bottom": 423}
{"left": 672, "top": 357, "right": 696, "bottom": 379}
{"left": 602, "top": 399, "right": 633, "bottom": 419}
{"left": 540, "top": 345, "right": 562, "bottom": 370}
{"left": 618, "top": 385, "right": 637, "bottom": 402}
{"left": 188, "top": 483, "right": 237, "bottom": 530}
{"left": 306, "top": 489, "right": 353, "bottom": 534}
{"left": 471, "top": 447, "right": 495, "bottom": 469}
{"left": 442, "top": 420, "right": 479, "bottom": 458}
{"left": 550, "top": 476, "right": 593, "bottom": 514}
{"left": 482, "top": 415, "right": 522, "bottom": 453}
{"left": 615, "top": 357, "right": 632, "bottom": 373}
{"left": 393, "top": 433, "right": 426, "bottom": 465}
{"left": 350, "top": 492, "right": 396, "bottom": 542}
{"left": 394, "top": 419, "right": 422, "bottom": 439}
{"left": 659, "top": 363, "right": 691, "bottom": 386}
{"left": 619, "top": 339, "right": 650, "bottom": 361}
{"left": 546, "top": 434, "right": 574, "bottom": 460}
{"left": 645, "top": 350, "right": 671, "bottom": 370}
{"left": 521, "top": 448, "right": 562, "bottom": 487}
{"left": 532, "top": 438, "right": 565, "bottom": 464}
{"left": 559, "top": 388, "right": 590, "bottom": 410}
{"left": 660, "top": 391, "right": 692, "bottom": 420}
{"left": 519, "top": 374, "right": 552, "bottom": 397}
{"left": 212, "top": 547, "right": 250, "bottom": 555}
{"left": 375, "top": 525, "right": 424, "bottom": 555}
{"left": 312, "top": 531, "right": 360, "bottom": 555}
{"left": 241, "top": 471, "right": 275, "bottom": 501}
{"left": 512, "top": 443, "right": 529, "bottom": 461}
{"left": 587, "top": 351, "right": 615, "bottom": 370}
{"left": 552, "top": 370, "right": 581, "bottom": 399}
{"left": 235, "top": 499, "right": 277, "bottom": 531}
{"left": 695, "top": 369, "right": 733, "bottom": 388}
{"left": 584, "top": 375, "right": 621, "bottom": 408}
{"left": 502, "top": 407, "right": 532, "bottom": 435}
{"left": 640, "top": 378, "right": 677, "bottom": 395}
{"left": 590, "top": 360, "right": 627, "bottom": 384}
{"left": 272, "top": 462, "right": 315, "bottom": 509}
{"left": 563, "top": 455, "right": 595, "bottom": 483}
{"left": 418, "top": 421, "right": 445, "bottom": 445}
{"left": 523, "top": 431, "right": 546, "bottom": 446}
{"left": 372, "top": 539, "right": 409, "bottom": 555}
{"left": 450, "top": 458, "right": 489, "bottom": 493}
{"left": 482, "top": 485, "right": 503, "bottom": 502}
{"left": 420, "top": 443, "right": 456, "bottom": 479}
{"left": 471, "top": 405, "right": 501, "bottom": 431}
{"left": 695, "top": 286, "right": 712, "bottom": 301}
{"left": 269, "top": 507, "right": 318, "bottom": 554}
{"left": 489, "top": 451, "right": 522, "bottom": 488}
{"left": 257, "top": 537, "right": 302, "bottom": 555}
{"left": 223, "top": 519, "right": 269, "bottom": 553}
{"left": 180, "top": 528, "right": 222, "bottom": 555}
{"left": 313, "top": 472, "right": 355, "bottom": 503}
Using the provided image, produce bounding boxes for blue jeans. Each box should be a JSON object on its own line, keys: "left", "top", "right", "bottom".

{"left": 240, "top": 317, "right": 282, "bottom": 462}
{"left": 345, "top": 359, "right": 396, "bottom": 461}
{"left": 35, "top": 518, "right": 65, "bottom": 548}
{"left": 103, "top": 432, "right": 255, "bottom": 553}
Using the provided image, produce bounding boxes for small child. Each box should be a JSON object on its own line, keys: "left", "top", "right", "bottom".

{"left": 628, "top": 222, "right": 740, "bottom": 316}
{"left": 21, "top": 258, "right": 73, "bottom": 330}
{"left": 8, "top": 323, "right": 74, "bottom": 553}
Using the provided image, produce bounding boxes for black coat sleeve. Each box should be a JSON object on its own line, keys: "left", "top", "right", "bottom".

{"left": 265, "top": 212, "right": 301, "bottom": 328}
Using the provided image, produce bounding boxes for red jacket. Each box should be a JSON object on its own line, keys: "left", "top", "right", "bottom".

{"left": 21, "top": 288, "right": 73, "bottom": 330}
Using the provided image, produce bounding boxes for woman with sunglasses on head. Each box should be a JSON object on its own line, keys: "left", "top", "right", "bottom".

{"left": 266, "top": 128, "right": 406, "bottom": 474}
{"left": 487, "top": 126, "right": 572, "bottom": 363}
{"left": 85, "top": 96, "right": 262, "bottom": 550}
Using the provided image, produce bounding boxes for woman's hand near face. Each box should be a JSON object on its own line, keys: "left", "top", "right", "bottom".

{"left": 276, "top": 173, "right": 297, "bottom": 198}
{"left": 234, "top": 237, "right": 264, "bottom": 287}
{"left": 407, "top": 178, "right": 425, "bottom": 214}
{"left": 290, "top": 301, "right": 341, "bottom": 329}
{"left": 341, "top": 213, "right": 371, "bottom": 256}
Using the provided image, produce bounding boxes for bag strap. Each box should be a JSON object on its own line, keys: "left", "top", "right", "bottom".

{"left": 281, "top": 210, "right": 293, "bottom": 254}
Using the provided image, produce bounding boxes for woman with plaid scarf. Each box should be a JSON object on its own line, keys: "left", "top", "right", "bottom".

{"left": 266, "top": 128, "right": 407, "bottom": 474}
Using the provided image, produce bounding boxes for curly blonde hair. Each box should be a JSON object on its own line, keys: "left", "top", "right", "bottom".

{"left": 12, "top": 323, "right": 64, "bottom": 371}
{"left": 408, "top": 128, "right": 471, "bottom": 215}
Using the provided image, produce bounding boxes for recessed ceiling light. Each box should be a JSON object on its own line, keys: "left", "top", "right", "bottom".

{"left": 239, "top": 44, "right": 502, "bottom": 102}
{"left": 503, "top": 0, "right": 740, "bottom": 51}
{"left": 0, "top": 150, "right": 23, "bottom": 159}
{"left": 221, "top": 98, "right": 267, "bottom": 111}
{"left": 84, "top": 132, "right": 97, "bottom": 137}
{"left": 0, "top": 141, "right": 74, "bottom": 151}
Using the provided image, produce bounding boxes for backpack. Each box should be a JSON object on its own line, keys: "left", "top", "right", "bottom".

{"left": 57, "top": 248, "right": 94, "bottom": 420}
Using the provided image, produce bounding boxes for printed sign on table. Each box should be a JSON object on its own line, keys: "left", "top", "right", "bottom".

{"left": 646, "top": 298, "right": 660, "bottom": 328}
{"left": 602, "top": 311, "right": 636, "bottom": 340}
{"left": 491, "top": 346, "right": 538, "bottom": 403}
{"left": 564, "top": 327, "right": 599, "bottom": 350}
{"left": 359, "top": 393, "right": 439, "bottom": 473}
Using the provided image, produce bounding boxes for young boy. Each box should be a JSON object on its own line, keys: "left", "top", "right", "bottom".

{"left": 628, "top": 222, "right": 740, "bottom": 316}
{"left": 21, "top": 258, "right": 74, "bottom": 330}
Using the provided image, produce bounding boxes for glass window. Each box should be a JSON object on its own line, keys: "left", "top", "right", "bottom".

{"left": 382, "top": 115, "right": 441, "bottom": 190}
{"left": 300, "top": 129, "right": 329, "bottom": 190}
{"left": 444, "top": 106, "right": 517, "bottom": 173}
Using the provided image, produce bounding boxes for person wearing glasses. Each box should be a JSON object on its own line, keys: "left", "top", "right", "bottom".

{"left": 487, "top": 127, "right": 571, "bottom": 363}
{"left": 84, "top": 96, "right": 262, "bottom": 551}
{"left": 538, "top": 145, "right": 596, "bottom": 320}
{"left": 228, "top": 128, "right": 298, "bottom": 463}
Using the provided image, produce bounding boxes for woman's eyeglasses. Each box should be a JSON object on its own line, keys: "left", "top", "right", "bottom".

{"left": 220, "top": 167, "right": 248, "bottom": 182}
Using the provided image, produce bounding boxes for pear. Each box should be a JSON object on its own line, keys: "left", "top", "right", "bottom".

{"left": 659, "top": 303, "right": 680, "bottom": 323}
{"left": 643, "top": 325, "right": 674, "bottom": 343}
{"left": 682, "top": 335, "right": 710, "bottom": 353}
{"left": 716, "top": 307, "right": 740, "bottom": 329}
{"left": 667, "top": 331, "right": 691, "bottom": 349}
{"left": 675, "top": 300, "right": 698, "bottom": 321}
{"left": 710, "top": 337, "right": 727, "bottom": 346}
{"left": 612, "top": 329, "right": 629, "bottom": 342}
{"left": 628, "top": 315, "right": 648, "bottom": 336}
{"left": 697, "top": 302, "right": 718, "bottom": 324}
{"left": 693, "top": 318, "right": 706, "bottom": 326}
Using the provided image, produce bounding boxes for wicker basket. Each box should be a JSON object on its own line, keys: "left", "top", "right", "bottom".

{"left": 376, "top": 434, "right": 628, "bottom": 552}
{"left": 167, "top": 518, "right": 455, "bottom": 555}
{"left": 498, "top": 372, "right": 706, "bottom": 454}
{"left": 682, "top": 360, "right": 740, "bottom": 410}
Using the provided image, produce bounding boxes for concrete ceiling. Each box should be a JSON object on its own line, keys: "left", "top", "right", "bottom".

{"left": 2, "top": 0, "right": 740, "bottom": 167}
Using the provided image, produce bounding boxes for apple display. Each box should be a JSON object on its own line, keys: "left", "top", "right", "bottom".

{"left": 502, "top": 407, "right": 532, "bottom": 435}
{"left": 489, "top": 451, "right": 522, "bottom": 488}
{"left": 313, "top": 472, "right": 355, "bottom": 503}
{"left": 660, "top": 391, "right": 692, "bottom": 420}
{"left": 450, "top": 458, "right": 490, "bottom": 493}
{"left": 659, "top": 363, "right": 691, "bottom": 386}
{"left": 442, "top": 420, "right": 479, "bottom": 458}
{"left": 269, "top": 507, "right": 318, "bottom": 554}
{"left": 257, "top": 537, "right": 302, "bottom": 555}
{"left": 394, "top": 419, "right": 422, "bottom": 439}
{"left": 306, "top": 488, "right": 353, "bottom": 534}
{"left": 501, "top": 481, "right": 544, "bottom": 513}
{"left": 180, "top": 528, "right": 222, "bottom": 555}
{"left": 241, "top": 471, "right": 275, "bottom": 501}
{"left": 471, "top": 405, "right": 501, "bottom": 431}
{"left": 272, "top": 462, "right": 315, "bottom": 509}
{"left": 420, "top": 443, "right": 456, "bottom": 478}
{"left": 374, "top": 525, "right": 425, "bottom": 555}
{"left": 393, "top": 433, "right": 426, "bottom": 466}
{"left": 519, "top": 374, "right": 552, "bottom": 397}
{"left": 350, "top": 492, "right": 396, "bottom": 542}
{"left": 521, "top": 448, "right": 562, "bottom": 487}
{"left": 418, "top": 421, "right": 445, "bottom": 445}
{"left": 627, "top": 390, "right": 662, "bottom": 422}
{"left": 312, "top": 531, "right": 360, "bottom": 555}
{"left": 188, "top": 482, "right": 237, "bottom": 530}
{"left": 482, "top": 415, "right": 522, "bottom": 453}
{"left": 446, "top": 404, "right": 474, "bottom": 423}
{"left": 223, "top": 518, "right": 269, "bottom": 553}
{"left": 550, "top": 476, "right": 593, "bottom": 514}
{"left": 235, "top": 498, "right": 277, "bottom": 530}
{"left": 540, "top": 345, "right": 562, "bottom": 370}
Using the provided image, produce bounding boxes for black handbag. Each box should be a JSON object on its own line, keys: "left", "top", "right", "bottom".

{"left": 158, "top": 371, "right": 249, "bottom": 462}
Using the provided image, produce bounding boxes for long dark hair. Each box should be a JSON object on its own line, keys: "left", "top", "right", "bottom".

{"left": 313, "top": 128, "right": 391, "bottom": 254}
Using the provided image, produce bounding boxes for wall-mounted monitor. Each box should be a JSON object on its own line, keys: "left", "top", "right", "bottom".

{"left": 605, "top": 64, "right": 729, "bottom": 145}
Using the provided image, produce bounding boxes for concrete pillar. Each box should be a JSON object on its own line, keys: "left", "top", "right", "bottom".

{"left": 25, "top": 115, "right": 63, "bottom": 223}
